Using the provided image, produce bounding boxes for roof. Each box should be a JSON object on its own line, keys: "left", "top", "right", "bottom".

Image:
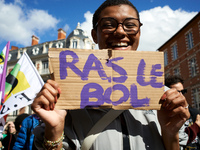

{"left": 157, "top": 12, "right": 200, "bottom": 51}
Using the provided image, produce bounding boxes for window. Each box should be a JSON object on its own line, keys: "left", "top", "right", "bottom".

{"left": 172, "top": 44, "right": 178, "bottom": 60}
{"left": 73, "top": 39, "right": 77, "bottom": 48}
{"left": 74, "top": 30, "right": 79, "bottom": 35}
{"left": 43, "top": 44, "right": 49, "bottom": 53}
{"left": 186, "top": 31, "right": 194, "bottom": 50}
{"left": 42, "top": 60, "right": 48, "bottom": 69}
{"left": 189, "top": 58, "right": 197, "bottom": 77}
{"left": 8, "top": 53, "right": 12, "bottom": 61}
{"left": 174, "top": 67, "right": 180, "bottom": 75}
{"left": 17, "top": 49, "right": 23, "bottom": 59}
{"left": 56, "top": 42, "right": 63, "bottom": 48}
{"left": 41, "top": 60, "right": 49, "bottom": 74}
{"left": 192, "top": 88, "right": 200, "bottom": 109}
{"left": 164, "top": 51, "right": 168, "bottom": 66}
{"left": 32, "top": 47, "right": 39, "bottom": 55}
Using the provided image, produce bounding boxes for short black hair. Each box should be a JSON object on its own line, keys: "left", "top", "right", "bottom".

{"left": 165, "top": 75, "right": 184, "bottom": 87}
{"left": 14, "top": 113, "right": 29, "bottom": 132}
{"left": 92, "top": 0, "right": 140, "bottom": 29}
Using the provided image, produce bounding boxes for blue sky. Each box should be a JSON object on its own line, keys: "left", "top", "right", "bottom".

{"left": 0, "top": 0, "right": 199, "bottom": 51}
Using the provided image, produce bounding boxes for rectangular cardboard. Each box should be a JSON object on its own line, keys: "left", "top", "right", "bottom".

{"left": 48, "top": 48, "right": 164, "bottom": 110}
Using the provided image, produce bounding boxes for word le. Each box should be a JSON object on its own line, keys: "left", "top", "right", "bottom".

{"left": 59, "top": 50, "right": 163, "bottom": 108}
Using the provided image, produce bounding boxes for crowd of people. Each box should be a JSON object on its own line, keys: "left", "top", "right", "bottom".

{"left": 0, "top": 0, "right": 199, "bottom": 150}
{"left": 0, "top": 113, "right": 40, "bottom": 150}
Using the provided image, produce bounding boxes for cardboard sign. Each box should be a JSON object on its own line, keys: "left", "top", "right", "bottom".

{"left": 48, "top": 48, "right": 164, "bottom": 110}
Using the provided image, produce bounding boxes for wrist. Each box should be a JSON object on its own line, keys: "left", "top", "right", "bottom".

{"left": 43, "top": 131, "right": 64, "bottom": 150}
{"left": 44, "top": 126, "right": 64, "bottom": 141}
{"left": 44, "top": 120, "right": 65, "bottom": 141}
{"left": 162, "top": 130, "right": 179, "bottom": 150}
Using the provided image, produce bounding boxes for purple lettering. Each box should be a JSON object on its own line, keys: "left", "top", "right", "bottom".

{"left": 80, "top": 83, "right": 104, "bottom": 108}
{"left": 137, "top": 59, "right": 164, "bottom": 88}
{"left": 106, "top": 57, "right": 127, "bottom": 83}
{"left": 59, "top": 50, "right": 84, "bottom": 80}
{"left": 150, "top": 64, "right": 164, "bottom": 88}
{"left": 151, "top": 64, "right": 163, "bottom": 76}
{"left": 82, "top": 54, "right": 108, "bottom": 81}
{"left": 136, "top": 59, "right": 150, "bottom": 86}
{"left": 104, "top": 84, "right": 129, "bottom": 105}
{"left": 130, "top": 84, "right": 150, "bottom": 108}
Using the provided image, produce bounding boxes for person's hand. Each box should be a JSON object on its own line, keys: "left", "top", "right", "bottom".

{"left": 31, "top": 79, "right": 67, "bottom": 141}
{"left": 195, "top": 114, "right": 200, "bottom": 127}
{"left": 157, "top": 88, "right": 190, "bottom": 150}
{"left": 158, "top": 88, "right": 190, "bottom": 133}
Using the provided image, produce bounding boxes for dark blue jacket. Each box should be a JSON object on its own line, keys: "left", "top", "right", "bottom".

{"left": 13, "top": 114, "right": 40, "bottom": 150}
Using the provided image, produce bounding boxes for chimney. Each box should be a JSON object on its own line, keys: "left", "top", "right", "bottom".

{"left": 11, "top": 46, "right": 18, "bottom": 51}
{"left": 32, "top": 35, "right": 39, "bottom": 46}
{"left": 57, "top": 28, "right": 66, "bottom": 40}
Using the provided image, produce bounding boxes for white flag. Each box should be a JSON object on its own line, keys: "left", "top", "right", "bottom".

{"left": 0, "top": 52, "right": 44, "bottom": 118}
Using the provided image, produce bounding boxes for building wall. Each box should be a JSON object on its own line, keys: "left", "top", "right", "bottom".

{"left": 6, "top": 25, "right": 95, "bottom": 121}
{"left": 158, "top": 12, "right": 200, "bottom": 109}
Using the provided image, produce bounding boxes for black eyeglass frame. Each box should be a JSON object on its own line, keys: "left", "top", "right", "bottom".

{"left": 178, "top": 89, "right": 187, "bottom": 95}
{"left": 94, "top": 17, "right": 143, "bottom": 35}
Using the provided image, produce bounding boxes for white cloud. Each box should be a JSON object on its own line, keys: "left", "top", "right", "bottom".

{"left": 63, "top": 24, "right": 70, "bottom": 33}
{"left": 80, "top": 6, "right": 197, "bottom": 51}
{"left": 80, "top": 11, "right": 98, "bottom": 49}
{"left": 0, "top": 0, "right": 59, "bottom": 46}
{"left": 80, "top": 11, "right": 93, "bottom": 39}
{"left": 138, "top": 6, "right": 198, "bottom": 51}
{"left": 26, "top": 9, "right": 59, "bottom": 32}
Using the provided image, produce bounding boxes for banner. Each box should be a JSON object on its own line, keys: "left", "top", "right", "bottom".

{"left": 49, "top": 48, "right": 164, "bottom": 110}
{"left": 0, "top": 52, "right": 44, "bottom": 118}
{"left": 0, "top": 41, "right": 10, "bottom": 103}
{"left": 0, "top": 42, "right": 10, "bottom": 137}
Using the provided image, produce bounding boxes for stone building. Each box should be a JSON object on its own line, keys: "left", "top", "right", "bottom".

{"left": 6, "top": 23, "right": 95, "bottom": 120}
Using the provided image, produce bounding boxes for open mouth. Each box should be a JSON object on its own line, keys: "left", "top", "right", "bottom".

{"left": 111, "top": 42, "right": 128, "bottom": 47}
{"left": 110, "top": 42, "right": 131, "bottom": 50}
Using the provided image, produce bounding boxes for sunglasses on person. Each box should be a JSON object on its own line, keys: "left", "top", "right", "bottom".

{"left": 178, "top": 89, "right": 187, "bottom": 95}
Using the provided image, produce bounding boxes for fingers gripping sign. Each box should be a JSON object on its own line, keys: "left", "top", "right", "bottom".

{"left": 158, "top": 88, "right": 190, "bottom": 134}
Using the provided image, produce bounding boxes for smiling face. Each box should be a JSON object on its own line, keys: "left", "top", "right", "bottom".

{"left": 92, "top": 4, "right": 141, "bottom": 50}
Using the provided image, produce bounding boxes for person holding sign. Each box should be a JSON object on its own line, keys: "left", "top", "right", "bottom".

{"left": 165, "top": 75, "right": 200, "bottom": 150}
{"left": 31, "top": 0, "right": 190, "bottom": 149}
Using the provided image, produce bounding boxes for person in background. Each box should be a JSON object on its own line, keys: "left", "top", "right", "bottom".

{"left": 165, "top": 75, "right": 200, "bottom": 150}
{"left": 14, "top": 113, "right": 29, "bottom": 135}
{"left": 32, "top": 0, "right": 190, "bottom": 149}
{"left": 1, "top": 121, "right": 17, "bottom": 150}
{"left": 13, "top": 114, "right": 40, "bottom": 150}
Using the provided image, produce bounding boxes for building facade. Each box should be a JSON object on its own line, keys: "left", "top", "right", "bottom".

{"left": 6, "top": 23, "right": 95, "bottom": 120}
{"left": 158, "top": 12, "right": 200, "bottom": 109}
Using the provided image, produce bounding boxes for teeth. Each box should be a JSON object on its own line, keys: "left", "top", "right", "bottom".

{"left": 112, "top": 42, "right": 128, "bottom": 47}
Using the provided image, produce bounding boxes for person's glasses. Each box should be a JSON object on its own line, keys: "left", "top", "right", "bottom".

{"left": 95, "top": 17, "right": 143, "bottom": 35}
{"left": 178, "top": 89, "right": 187, "bottom": 95}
